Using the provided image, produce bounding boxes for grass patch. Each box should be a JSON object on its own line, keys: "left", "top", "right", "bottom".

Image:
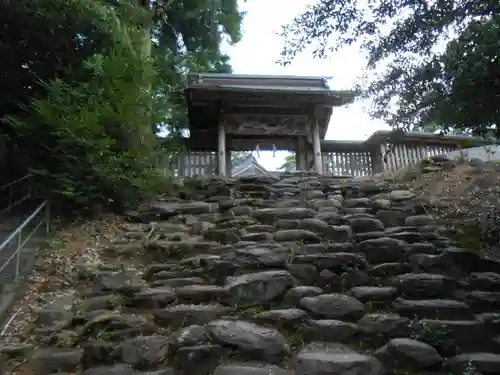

{"left": 449, "top": 224, "right": 490, "bottom": 254}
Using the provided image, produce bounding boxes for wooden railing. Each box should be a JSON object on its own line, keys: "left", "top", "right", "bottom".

{"left": 162, "top": 151, "right": 217, "bottom": 179}
{"left": 321, "top": 131, "right": 489, "bottom": 176}
{"left": 162, "top": 131, "right": 490, "bottom": 179}
{"left": 320, "top": 141, "right": 374, "bottom": 176}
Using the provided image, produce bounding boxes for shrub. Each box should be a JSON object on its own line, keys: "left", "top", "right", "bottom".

{"left": 4, "top": 4, "right": 174, "bottom": 213}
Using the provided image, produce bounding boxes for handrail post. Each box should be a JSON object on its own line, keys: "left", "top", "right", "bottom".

{"left": 7, "top": 184, "right": 13, "bottom": 213}
{"left": 45, "top": 203, "right": 50, "bottom": 235}
{"left": 15, "top": 230, "right": 22, "bottom": 282}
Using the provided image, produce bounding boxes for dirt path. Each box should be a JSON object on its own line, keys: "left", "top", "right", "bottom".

{"left": 0, "top": 215, "right": 122, "bottom": 346}
{"left": 384, "top": 160, "right": 500, "bottom": 259}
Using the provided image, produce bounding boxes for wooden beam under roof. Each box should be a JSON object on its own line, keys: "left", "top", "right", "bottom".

{"left": 219, "top": 105, "right": 316, "bottom": 116}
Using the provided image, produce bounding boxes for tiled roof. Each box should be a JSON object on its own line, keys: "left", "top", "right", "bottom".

{"left": 232, "top": 155, "right": 271, "bottom": 177}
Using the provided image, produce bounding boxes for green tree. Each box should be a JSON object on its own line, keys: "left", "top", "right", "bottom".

{"left": 150, "top": 0, "right": 244, "bottom": 132}
{"left": 1, "top": 0, "right": 244, "bottom": 211}
{"left": 279, "top": 154, "right": 296, "bottom": 172}
{"left": 280, "top": 1, "right": 500, "bottom": 137}
{"left": 5, "top": 2, "right": 165, "bottom": 211}
{"left": 0, "top": 0, "right": 119, "bottom": 179}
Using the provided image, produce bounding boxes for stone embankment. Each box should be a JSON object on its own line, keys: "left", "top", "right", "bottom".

{"left": 2, "top": 172, "right": 500, "bottom": 375}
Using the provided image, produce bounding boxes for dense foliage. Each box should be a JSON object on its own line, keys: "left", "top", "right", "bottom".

{"left": 280, "top": 0, "right": 500, "bottom": 137}
{"left": 279, "top": 154, "right": 296, "bottom": 172}
{"left": 0, "top": 0, "right": 243, "bottom": 212}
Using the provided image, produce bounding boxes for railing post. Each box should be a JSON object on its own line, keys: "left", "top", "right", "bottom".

{"left": 15, "top": 230, "right": 22, "bottom": 281}
{"left": 7, "top": 184, "right": 13, "bottom": 212}
{"left": 370, "top": 144, "right": 384, "bottom": 174}
{"left": 45, "top": 203, "right": 50, "bottom": 235}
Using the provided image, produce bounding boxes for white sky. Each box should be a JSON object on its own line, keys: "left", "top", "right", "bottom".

{"left": 221, "top": 0, "right": 390, "bottom": 170}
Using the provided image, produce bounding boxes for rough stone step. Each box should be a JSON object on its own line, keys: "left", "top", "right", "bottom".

{"left": 4, "top": 175, "right": 500, "bottom": 375}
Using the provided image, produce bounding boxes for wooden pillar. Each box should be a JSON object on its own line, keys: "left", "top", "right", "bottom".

{"left": 296, "top": 137, "right": 307, "bottom": 170}
{"left": 312, "top": 119, "right": 323, "bottom": 174}
{"left": 218, "top": 121, "right": 226, "bottom": 176}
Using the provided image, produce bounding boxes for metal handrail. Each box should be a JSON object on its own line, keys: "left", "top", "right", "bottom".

{"left": 0, "top": 174, "right": 33, "bottom": 213}
{"left": 0, "top": 200, "right": 49, "bottom": 282}
{"left": 0, "top": 174, "right": 32, "bottom": 191}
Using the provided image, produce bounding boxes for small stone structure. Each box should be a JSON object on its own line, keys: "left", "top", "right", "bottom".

{"left": 444, "top": 144, "right": 500, "bottom": 162}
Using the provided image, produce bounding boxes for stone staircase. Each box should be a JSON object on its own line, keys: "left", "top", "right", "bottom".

{"left": 3, "top": 172, "right": 500, "bottom": 375}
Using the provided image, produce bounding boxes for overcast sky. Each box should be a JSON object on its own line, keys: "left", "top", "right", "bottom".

{"left": 221, "top": 0, "right": 390, "bottom": 169}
